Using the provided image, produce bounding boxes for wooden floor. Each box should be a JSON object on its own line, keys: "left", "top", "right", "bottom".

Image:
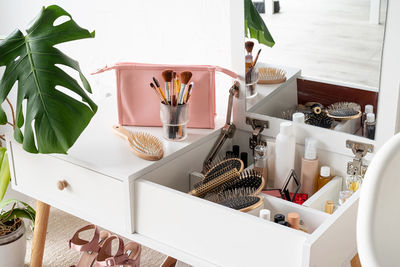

{"left": 254, "top": 0, "right": 386, "bottom": 88}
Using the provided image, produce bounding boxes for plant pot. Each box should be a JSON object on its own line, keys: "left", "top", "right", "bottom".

{"left": 0, "top": 220, "right": 26, "bottom": 267}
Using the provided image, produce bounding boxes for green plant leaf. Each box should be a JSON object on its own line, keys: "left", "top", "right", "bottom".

{"left": 0, "top": 148, "right": 9, "bottom": 202}
{"left": 244, "top": 0, "right": 275, "bottom": 47}
{"left": 0, "top": 5, "right": 97, "bottom": 154}
{"left": 0, "top": 199, "right": 35, "bottom": 223}
{"left": 0, "top": 208, "right": 34, "bottom": 222}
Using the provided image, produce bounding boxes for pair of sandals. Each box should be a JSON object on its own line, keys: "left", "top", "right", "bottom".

{"left": 69, "top": 225, "right": 141, "bottom": 267}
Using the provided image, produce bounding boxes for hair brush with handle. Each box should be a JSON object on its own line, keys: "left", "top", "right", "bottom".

{"left": 112, "top": 125, "right": 164, "bottom": 161}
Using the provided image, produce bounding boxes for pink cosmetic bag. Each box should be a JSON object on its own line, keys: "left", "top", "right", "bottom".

{"left": 93, "top": 63, "right": 237, "bottom": 128}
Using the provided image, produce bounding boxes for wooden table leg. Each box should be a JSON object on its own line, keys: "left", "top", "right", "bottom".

{"left": 30, "top": 200, "right": 51, "bottom": 267}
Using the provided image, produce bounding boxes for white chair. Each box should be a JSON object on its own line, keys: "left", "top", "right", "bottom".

{"left": 357, "top": 133, "right": 400, "bottom": 267}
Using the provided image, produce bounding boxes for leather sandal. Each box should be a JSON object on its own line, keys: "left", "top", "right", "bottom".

{"left": 96, "top": 235, "right": 142, "bottom": 267}
{"left": 69, "top": 224, "right": 111, "bottom": 267}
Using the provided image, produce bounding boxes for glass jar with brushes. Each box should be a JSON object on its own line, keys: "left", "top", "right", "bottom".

{"left": 160, "top": 103, "right": 189, "bottom": 141}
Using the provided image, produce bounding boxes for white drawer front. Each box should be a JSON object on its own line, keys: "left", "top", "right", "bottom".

{"left": 9, "top": 142, "right": 125, "bottom": 233}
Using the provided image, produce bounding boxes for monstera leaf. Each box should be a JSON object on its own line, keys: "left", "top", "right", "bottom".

{"left": 244, "top": 0, "right": 275, "bottom": 47}
{"left": 0, "top": 5, "right": 97, "bottom": 154}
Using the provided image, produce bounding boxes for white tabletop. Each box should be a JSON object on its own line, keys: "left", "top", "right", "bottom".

{"left": 51, "top": 95, "right": 224, "bottom": 182}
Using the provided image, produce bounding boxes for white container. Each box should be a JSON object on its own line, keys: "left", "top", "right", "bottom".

{"left": 274, "top": 122, "right": 296, "bottom": 189}
{"left": 0, "top": 221, "right": 26, "bottom": 267}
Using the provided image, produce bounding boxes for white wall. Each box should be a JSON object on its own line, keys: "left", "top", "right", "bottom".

{"left": 0, "top": 0, "right": 239, "bottom": 201}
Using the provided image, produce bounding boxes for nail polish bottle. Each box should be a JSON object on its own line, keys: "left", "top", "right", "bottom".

{"left": 232, "top": 145, "right": 240, "bottom": 158}
{"left": 316, "top": 166, "right": 333, "bottom": 191}
{"left": 288, "top": 212, "right": 300, "bottom": 230}
{"left": 274, "top": 213, "right": 285, "bottom": 223}
{"left": 300, "top": 138, "right": 319, "bottom": 196}
{"left": 240, "top": 152, "right": 248, "bottom": 168}
{"left": 292, "top": 112, "right": 305, "bottom": 123}
{"left": 325, "top": 200, "right": 335, "bottom": 214}
{"left": 254, "top": 145, "right": 268, "bottom": 185}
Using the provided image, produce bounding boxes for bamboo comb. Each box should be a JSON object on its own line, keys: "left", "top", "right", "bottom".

{"left": 258, "top": 67, "right": 286, "bottom": 84}
{"left": 112, "top": 125, "right": 163, "bottom": 161}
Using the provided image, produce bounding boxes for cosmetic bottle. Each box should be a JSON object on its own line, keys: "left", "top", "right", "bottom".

{"left": 300, "top": 138, "right": 319, "bottom": 196}
{"left": 288, "top": 212, "right": 300, "bottom": 230}
{"left": 254, "top": 145, "right": 268, "bottom": 185}
{"left": 292, "top": 112, "right": 305, "bottom": 123}
{"left": 232, "top": 145, "right": 240, "bottom": 158}
{"left": 364, "top": 113, "right": 376, "bottom": 140}
{"left": 274, "top": 122, "right": 296, "bottom": 189}
{"left": 362, "top": 104, "right": 373, "bottom": 135}
{"left": 240, "top": 152, "right": 248, "bottom": 168}
{"left": 346, "top": 174, "right": 362, "bottom": 192}
{"left": 259, "top": 209, "right": 271, "bottom": 221}
{"left": 325, "top": 200, "right": 335, "bottom": 214}
{"left": 316, "top": 166, "right": 333, "bottom": 191}
{"left": 274, "top": 214, "right": 285, "bottom": 223}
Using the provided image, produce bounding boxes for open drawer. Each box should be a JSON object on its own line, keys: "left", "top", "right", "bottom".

{"left": 132, "top": 134, "right": 359, "bottom": 267}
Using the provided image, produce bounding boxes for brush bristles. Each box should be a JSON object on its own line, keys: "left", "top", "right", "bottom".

{"left": 327, "top": 102, "right": 361, "bottom": 112}
{"left": 130, "top": 132, "right": 163, "bottom": 160}
{"left": 204, "top": 187, "right": 256, "bottom": 203}
{"left": 245, "top": 41, "right": 254, "bottom": 53}
{"left": 220, "top": 196, "right": 261, "bottom": 211}
{"left": 180, "top": 71, "right": 192, "bottom": 85}
{"left": 219, "top": 169, "right": 264, "bottom": 193}
{"left": 201, "top": 158, "right": 244, "bottom": 185}
{"left": 153, "top": 77, "right": 160, "bottom": 88}
{"left": 258, "top": 67, "right": 286, "bottom": 80}
{"left": 162, "top": 70, "right": 173, "bottom": 82}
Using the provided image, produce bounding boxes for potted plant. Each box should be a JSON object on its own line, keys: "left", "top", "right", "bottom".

{"left": 0, "top": 5, "right": 97, "bottom": 265}
{"left": 0, "top": 146, "right": 35, "bottom": 266}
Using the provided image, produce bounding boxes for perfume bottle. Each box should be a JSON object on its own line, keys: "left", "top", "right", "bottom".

{"left": 316, "top": 166, "right": 333, "bottom": 191}
{"left": 361, "top": 104, "right": 373, "bottom": 136}
{"left": 346, "top": 174, "right": 362, "bottom": 192}
{"left": 254, "top": 145, "right": 268, "bottom": 185}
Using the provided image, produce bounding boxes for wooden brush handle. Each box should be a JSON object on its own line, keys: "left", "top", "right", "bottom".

{"left": 112, "top": 125, "right": 132, "bottom": 140}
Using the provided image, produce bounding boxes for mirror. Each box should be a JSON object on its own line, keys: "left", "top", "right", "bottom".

{"left": 244, "top": 0, "right": 387, "bottom": 140}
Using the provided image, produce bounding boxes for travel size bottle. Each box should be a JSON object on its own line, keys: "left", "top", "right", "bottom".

{"left": 316, "top": 166, "right": 333, "bottom": 191}
{"left": 254, "top": 145, "right": 268, "bottom": 185}
{"left": 300, "top": 138, "right": 319, "bottom": 197}
{"left": 364, "top": 113, "right": 376, "bottom": 140}
{"left": 274, "top": 122, "right": 296, "bottom": 189}
{"left": 362, "top": 104, "right": 373, "bottom": 136}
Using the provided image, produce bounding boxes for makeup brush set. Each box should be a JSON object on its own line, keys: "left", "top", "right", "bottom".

{"left": 150, "top": 70, "right": 194, "bottom": 140}
{"left": 281, "top": 102, "right": 362, "bottom": 129}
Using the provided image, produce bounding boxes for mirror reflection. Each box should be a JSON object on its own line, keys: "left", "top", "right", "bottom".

{"left": 245, "top": 0, "right": 387, "bottom": 140}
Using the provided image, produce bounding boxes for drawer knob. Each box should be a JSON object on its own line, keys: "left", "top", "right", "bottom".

{"left": 57, "top": 180, "right": 68, "bottom": 191}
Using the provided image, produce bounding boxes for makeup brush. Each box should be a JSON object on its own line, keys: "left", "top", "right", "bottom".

{"left": 184, "top": 82, "right": 194, "bottom": 103}
{"left": 178, "top": 71, "right": 192, "bottom": 104}
{"left": 245, "top": 41, "right": 255, "bottom": 55}
{"left": 152, "top": 77, "right": 167, "bottom": 103}
{"left": 172, "top": 72, "right": 177, "bottom": 106}
{"left": 150, "top": 83, "right": 166, "bottom": 103}
{"left": 252, "top": 49, "right": 262, "bottom": 67}
{"left": 162, "top": 70, "right": 173, "bottom": 104}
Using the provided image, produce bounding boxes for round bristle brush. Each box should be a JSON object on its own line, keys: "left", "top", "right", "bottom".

{"left": 219, "top": 195, "right": 264, "bottom": 213}
{"left": 326, "top": 102, "right": 362, "bottom": 120}
{"left": 201, "top": 158, "right": 244, "bottom": 185}
{"left": 245, "top": 41, "right": 255, "bottom": 54}
{"left": 219, "top": 169, "right": 265, "bottom": 195}
{"left": 305, "top": 112, "right": 334, "bottom": 129}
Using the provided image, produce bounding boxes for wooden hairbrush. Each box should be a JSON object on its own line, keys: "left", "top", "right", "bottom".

{"left": 219, "top": 195, "right": 264, "bottom": 213}
{"left": 112, "top": 125, "right": 163, "bottom": 161}
{"left": 202, "top": 158, "right": 244, "bottom": 184}
{"left": 326, "top": 102, "right": 362, "bottom": 120}
{"left": 219, "top": 169, "right": 265, "bottom": 195}
{"left": 258, "top": 67, "right": 286, "bottom": 84}
{"left": 188, "top": 168, "right": 240, "bottom": 198}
